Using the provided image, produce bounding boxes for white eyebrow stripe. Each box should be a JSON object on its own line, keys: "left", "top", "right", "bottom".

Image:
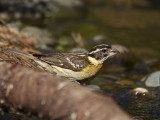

{"left": 89, "top": 48, "right": 102, "bottom": 54}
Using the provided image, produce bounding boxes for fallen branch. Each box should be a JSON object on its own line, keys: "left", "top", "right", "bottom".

{"left": 0, "top": 62, "right": 132, "bottom": 120}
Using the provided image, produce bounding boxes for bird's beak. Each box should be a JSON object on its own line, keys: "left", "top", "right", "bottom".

{"left": 106, "top": 48, "right": 120, "bottom": 59}
{"left": 110, "top": 48, "right": 120, "bottom": 54}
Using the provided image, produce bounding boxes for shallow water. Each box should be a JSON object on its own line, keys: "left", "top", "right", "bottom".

{"left": 89, "top": 73, "right": 160, "bottom": 120}
{"left": 42, "top": 4, "right": 160, "bottom": 119}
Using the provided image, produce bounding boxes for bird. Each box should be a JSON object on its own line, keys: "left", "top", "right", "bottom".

{"left": 3, "top": 44, "right": 119, "bottom": 81}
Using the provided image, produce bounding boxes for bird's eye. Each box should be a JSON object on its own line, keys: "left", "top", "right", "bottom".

{"left": 102, "top": 49, "right": 106, "bottom": 53}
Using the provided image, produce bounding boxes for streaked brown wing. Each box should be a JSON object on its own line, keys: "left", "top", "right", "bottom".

{"left": 34, "top": 53, "right": 89, "bottom": 71}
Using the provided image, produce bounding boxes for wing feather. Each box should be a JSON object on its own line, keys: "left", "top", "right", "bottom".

{"left": 34, "top": 53, "right": 89, "bottom": 71}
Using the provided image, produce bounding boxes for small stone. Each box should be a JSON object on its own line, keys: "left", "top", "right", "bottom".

{"left": 112, "top": 44, "right": 131, "bottom": 54}
{"left": 0, "top": 12, "right": 10, "bottom": 20}
{"left": 21, "top": 26, "right": 54, "bottom": 46}
{"left": 0, "top": 99, "right": 5, "bottom": 104}
{"left": 141, "top": 71, "right": 160, "bottom": 87}
{"left": 130, "top": 87, "right": 151, "bottom": 99}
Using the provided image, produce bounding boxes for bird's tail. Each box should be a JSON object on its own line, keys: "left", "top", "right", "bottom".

{"left": 2, "top": 48, "right": 35, "bottom": 59}
{"left": 1, "top": 48, "right": 42, "bottom": 69}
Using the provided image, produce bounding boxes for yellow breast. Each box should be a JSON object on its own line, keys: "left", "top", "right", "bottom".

{"left": 48, "top": 63, "right": 102, "bottom": 80}
{"left": 79, "top": 64, "right": 102, "bottom": 79}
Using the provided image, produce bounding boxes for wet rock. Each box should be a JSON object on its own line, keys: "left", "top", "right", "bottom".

{"left": 112, "top": 44, "right": 136, "bottom": 66}
{"left": 132, "top": 61, "right": 151, "bottom": 74}
{"left": 6, "top": 23, "right": 55, "bottom": 53}
{"left": 141, "top": 71, "right": 160, "bottom": 87}
{"left": 103, "top": 44, "right": 136, "bottom": 72}
{"left": 112, "top": 44, "right": 131, "bottom": 54}
{"left": 36, "top": 45, "right": 56, "bottom": 54}
{"left": 20, "top": 26, "right": 54, "bottom": 46}
{"left": 130, "top": 87, "right": 152, "bottom": 99}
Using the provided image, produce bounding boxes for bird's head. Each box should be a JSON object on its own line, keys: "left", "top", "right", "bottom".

{"left": 88, "top": 44, "right": 119, "bottom": 65}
